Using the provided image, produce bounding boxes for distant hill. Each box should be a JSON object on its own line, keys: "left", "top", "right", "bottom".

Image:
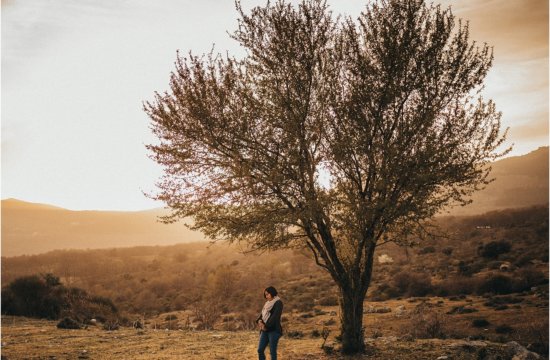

{"left": 443, "top": 146, "right": 549, "bottom": 216}
{"left": 1, "top": 199, "right": 206, "bottom": 257}
{"left": 2, "top": 147, "right": 547, "bottom": 256}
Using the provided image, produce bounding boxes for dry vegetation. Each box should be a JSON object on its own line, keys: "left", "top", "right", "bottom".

{"left": 1, "top": 206, "right": 548, "bottom": 358}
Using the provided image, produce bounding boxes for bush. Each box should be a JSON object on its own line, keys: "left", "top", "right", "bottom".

{"left": 1, "top": 274, "right": 63, "bottom": 319}
{"left": 1, "top": 274, "right": 119, "bottom": 323}
{"left": 419, "top": 246, "right": 436, "bottom": 255}
{"left": 447, "top": 305, "right": 478, "bottom": 314}
{"left": 472, "top": 319, "right": 490, "bottom": 328}
{"left": 435, "top": 276, "right": 481, "bottom": 297}
{"left": 286, "top": 330, "right": 304, "bottom": 339}
{"left": 392, "top": 272, "right": 433, "bottom": 297}
{"left": 318, "top": 295, "right": 338, "bottom": 306}
{"left": 514, "top": 268, "right": 547, "bottom": 292}
{"left": 478, "top": 240, "right": 512, "bottom": 259}
{"left": 57, "top": 317, "right": 81, "bottom": 329}
{"left": 477, "top": 274, "right": 514, "bottom": 295}
{"left": 292, "top": 293, "right": 316, "bottom": 312}
{"left": 405, "top": 304, "right": 448, "bottom": 339}
{"left": 442, "top": 247, "right": 454, "bottom": 256}
{"left": 495, "top": 324, "right": 513, "bottom": 334}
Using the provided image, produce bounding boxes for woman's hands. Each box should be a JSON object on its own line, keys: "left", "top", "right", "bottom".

{"left": 257, "top": 319, "right": 266, "bottom": 331}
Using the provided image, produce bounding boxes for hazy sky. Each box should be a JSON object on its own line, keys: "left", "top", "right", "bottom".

{"left": 2, "top": 0, "right": 548, "bottom": 211}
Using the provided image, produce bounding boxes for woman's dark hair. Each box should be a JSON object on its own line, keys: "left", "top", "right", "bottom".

{"left": 264, "top": 286, "right": 278, "bottom": 298}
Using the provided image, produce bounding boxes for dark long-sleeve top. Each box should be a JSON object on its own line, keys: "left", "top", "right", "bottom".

{"left": 256, "top": 300, "right": 283, "bottom": 334}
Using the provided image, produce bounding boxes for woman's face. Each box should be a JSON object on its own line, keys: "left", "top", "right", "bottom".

{"left": 264, "top": 291, "right": 273, "bottom": 300}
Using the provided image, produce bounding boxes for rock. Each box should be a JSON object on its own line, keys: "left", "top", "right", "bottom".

{"left": 395, "top": 305, "right": 406, "bottom": 316}
{"left": 507, "top": 341, "right": 541, "bottom": 360}
{"left": 378, "top": 254, "right": 394, "bottom": 264}
{"left": 436, "top": 356, "right": 449, "bottom": 360}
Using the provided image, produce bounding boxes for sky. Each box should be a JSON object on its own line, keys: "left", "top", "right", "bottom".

{"left": 2, "top": 0, "right": 548, "bottom": 211}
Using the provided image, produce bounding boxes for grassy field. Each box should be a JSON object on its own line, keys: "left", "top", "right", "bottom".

{"left": 2, "top": 295, "right": 547, "bottom": 359}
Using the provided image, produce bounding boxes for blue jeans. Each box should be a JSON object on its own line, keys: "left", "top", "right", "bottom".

{"left": 257, "top": 330, "right": 281, "bottom": 360}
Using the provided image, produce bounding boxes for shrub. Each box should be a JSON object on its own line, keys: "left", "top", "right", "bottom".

{"left": 477, "top": 274, "right": 514, "bottom": 295}
{"left": 392, "top": 272, "right": 433, "bottom": 297}
{"left": 1, "top": 274, "right": 64, "bottom": 319}
{"left": 442, "top": 247, "right": 454, "bottom": 256}
{"left": 472, "top": 319, "right": 490, "bottom": 328}
{"left": 495, "top": 324, "right": 513, "bottom": 334}
{"left": 57, "top": 317, "right": 81, "bottom": 329}
{"left": 514, "top": 268, "right": 547, "bottom": 292}
{"left": 286, "top": 330, "right": 304, "bottom": 339}
{"left": 405, "top": 304, "right": 448, "bottom": 339}
{"left": 478, "top": 240, "right": 512, "bottom": 259}
{"left": 292, "top": 293, "right": 316, "bottom": 312}
{"left": 435, "top": 276, "right": 481, "bottom": 296}
{"left": 318, "top": 295, "right": 338, "bottom": 306}
{"left": 1, "top": 274, "right": 119, "bottom": 323}
{"left": 447, "top": 305, "right": 478, "bottom": 315}
{"left": 419, "top": 246, "right": 436, "bottom": 255}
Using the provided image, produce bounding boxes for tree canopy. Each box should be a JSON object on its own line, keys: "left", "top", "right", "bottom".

{"left": 145, "top": 0, "right": 508, "bottom": 353}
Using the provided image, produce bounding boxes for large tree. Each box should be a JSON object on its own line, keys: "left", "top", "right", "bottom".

{"left": 145, "top": 0, "right": 508, "bottom": 354}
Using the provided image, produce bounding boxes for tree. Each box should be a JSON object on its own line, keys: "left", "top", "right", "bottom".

{"left": 145, "top": 0, "right": 508, "bottom": 353}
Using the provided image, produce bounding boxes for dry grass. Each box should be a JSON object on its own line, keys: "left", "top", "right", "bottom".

{"left": 2, "top": 294, "right": 547, "bottom": 359}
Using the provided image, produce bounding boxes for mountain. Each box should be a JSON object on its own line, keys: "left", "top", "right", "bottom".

{"left": 1, "top": 199, "right": 206, "bottom": 257}
{"left": 2, "top": 147, "right": 547, "bottom": 256}
{"left": 444, "top": 146, "right": 548, "bottom": 216}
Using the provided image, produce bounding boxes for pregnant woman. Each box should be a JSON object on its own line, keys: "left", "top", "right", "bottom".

{"left": 256, "top": 286, "right": 283, "bottom": 360}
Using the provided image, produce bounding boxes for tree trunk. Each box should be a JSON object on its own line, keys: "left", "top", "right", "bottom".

{"left": 339, "top": 286, "right": 366, "bottom": 354}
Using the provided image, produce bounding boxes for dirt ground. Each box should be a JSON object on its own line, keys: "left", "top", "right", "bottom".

{"left": 0, "top": 316, "right": 529, "bottom": 360}
{"left": 2, "top": 295, "right": 548, "bottom": 359}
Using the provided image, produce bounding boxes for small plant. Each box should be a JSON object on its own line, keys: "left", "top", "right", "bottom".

{"left": 165, "top": 314, "right": 178, "bottom": 321}
{"left": 321, "top": 327, "right": 331, "bottom": 350}
{"left": 405, "top": 304, "right": 448, "bottom": 339}
{"left": 495, "top": 324, "right": 513, "bottom": 334}
{"left": 472, "top": 319, "right": 490, "bottom": 328}
{"left": 419, "top": 246, "right": 436, "bottom": 255}
{"left": 478, "top": 274, "right": 514, "bottom": 295}
{"left": 57, "top": 317, "right": 81, "bottom": 329}
{"left": 318, "top": 296, "right": 338, "bottom": 306}
{"left": 371, "top": 328, "right": 383, "bottom": 338}
{"left": 478, "top": 240, "right": 512, "bottom": 259}
{"left": 311, "top": 329, "right": 321, "bottom": 338}
{"left": 286, "top": 330, "right": 304, "bottom": 339}
{"left": 103, "top": 321, "right": 120, "bottom": 331}
{"left": 447, "top": 305, "right": 478, "bottom": 314}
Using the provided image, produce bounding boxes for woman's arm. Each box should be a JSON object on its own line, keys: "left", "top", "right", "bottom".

{"left": 264, "top": 301, "right": 283, "bottom": 331}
